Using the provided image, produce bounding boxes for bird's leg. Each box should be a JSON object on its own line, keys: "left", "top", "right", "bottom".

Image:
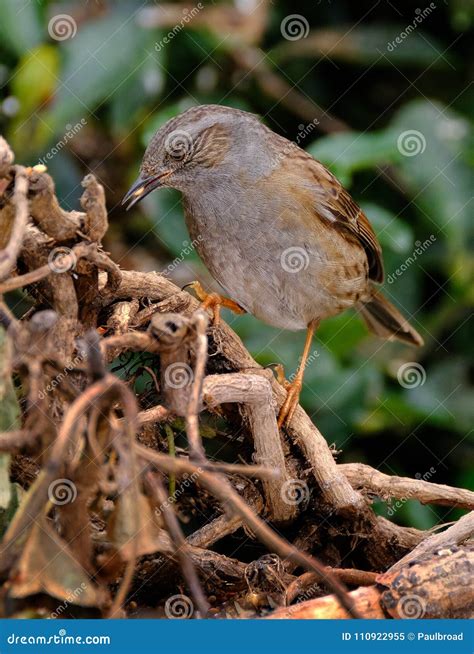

{"left": 277, "top": 320, "right": 318, "bottom": 428}
{"left": 184, "top": 280, "right": 246, "bottom": 326}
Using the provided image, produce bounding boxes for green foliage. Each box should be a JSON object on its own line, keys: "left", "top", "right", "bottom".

{"left": 0, "top": 0, "right": 42, "bottom": 56}
{"left": 309, "top": 128, "right": 403, "bottom": 186}
{"left": 0, "top": 0, "right": 472, "bottom": 530}
{"left": 0, "top": 327, "right": 21, "bottom": 535}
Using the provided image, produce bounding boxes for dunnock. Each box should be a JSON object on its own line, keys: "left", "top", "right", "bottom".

{"left": 123, "top": 105, "right": 423, "bottom": 426}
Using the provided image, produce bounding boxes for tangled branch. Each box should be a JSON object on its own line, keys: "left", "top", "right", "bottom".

{"left": 0, "top": 137, "right": 471, "bottom": 619}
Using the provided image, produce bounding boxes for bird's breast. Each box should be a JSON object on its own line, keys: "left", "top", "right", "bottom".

{"left": 182, "top": 187, "right": 369, "bottom": 330}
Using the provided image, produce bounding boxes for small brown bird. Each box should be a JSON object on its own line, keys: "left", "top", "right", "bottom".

{"left": 123, "top": 105, "right": 423, "bottom": 426}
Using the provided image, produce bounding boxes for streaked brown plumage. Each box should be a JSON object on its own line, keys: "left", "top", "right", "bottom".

{"left": 123, "top": 105, "right": 423, "bottom": 426}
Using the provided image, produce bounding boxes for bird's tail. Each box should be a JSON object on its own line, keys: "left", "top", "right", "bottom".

{"left": 358, "top": 287, "right": 424, "bottom": 346}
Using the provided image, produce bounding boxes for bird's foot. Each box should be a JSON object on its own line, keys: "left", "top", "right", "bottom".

{"left": 183, "top": 280, "right": 245, "bottom": 326}
{"left": 277, "top": 378, "right": 302, "bottom": 428}
{"left": 270, "top": 363, "right": 292, "bottom": 391}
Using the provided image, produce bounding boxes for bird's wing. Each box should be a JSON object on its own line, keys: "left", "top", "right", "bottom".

{"left": 302, "top": 156, "right": 384, "bottom": 283}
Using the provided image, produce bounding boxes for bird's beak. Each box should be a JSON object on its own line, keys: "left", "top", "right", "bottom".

{"left": 122, "top": 171, "right": 171, "bottom": 210}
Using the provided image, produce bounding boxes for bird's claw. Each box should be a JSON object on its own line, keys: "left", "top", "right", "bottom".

{"left": 277, "top": 379, "right": 302, "bottom": 428}
{"left": 267, "top": 363, "right": 292, "bottom": 390}
{"left": 183, "top": 280, "right": 245, "bottom": 326}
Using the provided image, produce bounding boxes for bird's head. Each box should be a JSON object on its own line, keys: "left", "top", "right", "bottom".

{"left": 122, "top": 104, "right": 272, "bottom": 209}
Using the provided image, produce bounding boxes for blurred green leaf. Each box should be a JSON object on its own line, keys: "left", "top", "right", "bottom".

{"left": 361, "top": 203, "right": 413, "bottom": 254}
{"left": 0, "top": 326, "right": 21, "bottom": 534}
{"left": 45, "top": 12, "right": 160, "bottom": 133}
{"left": 273, "top": 24, "right": 451, "bottom": 68}
{"left": 391, "top": 100, "right": 474, "bottom": 261}
{"left": 0, "top": 327, "right": 20, "bottom": 432}
{"left": 308, "top": 128, "right": 401, "bottom": 185}
{"left": 0, "top": 0, "right": 471, "bottom": 516}
{"left": 404, "top": 358, "right": 473, "bottom": 433}
{"left": 448, "top": 0, "right": 474, "bottom": 30}
{"left": 11, "top": 45, "right": 59, "bottom": 116}
{"left": 0, "top": 0, "right": 42, "bottom": 56}
{"left": 8, "top": 45, "right": 60, "bottom": 153}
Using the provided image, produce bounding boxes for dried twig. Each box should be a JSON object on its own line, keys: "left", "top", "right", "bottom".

{"left": 0, "top": 135, "right": 470, "bottom": 621}
{"left": 270, "top": 545, "right": 474, "bottom": 619}
{"left": 135, "top": 443, "right": 362, "bottom": 618}
{"left": 145, "top": 471, "right": 210, "bottom": 617}
{"left": 0, "top": 167, "right": 29, "bottom": 281}
{"left": 203, "top": 373, "right": 297, "bottom": 521}
{"left": 185, "top": 311, "right": 208, "bottom": 462}
{"left": 340, "top": 462, "right": 474, "bottom": 510}
{"left": 388, "top": 510, "right": 474, "bottom": 571}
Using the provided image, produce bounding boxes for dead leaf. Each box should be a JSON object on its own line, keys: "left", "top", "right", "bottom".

{"left": 107, "top": 489, "right": 171, "bottom": 560}
{"left": 9, "top": 517, "right": 104, "bottom": 607}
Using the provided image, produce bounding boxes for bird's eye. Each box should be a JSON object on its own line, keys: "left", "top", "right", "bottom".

{"left": 163, "top": 130, "right": 194, "bottom": 164}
